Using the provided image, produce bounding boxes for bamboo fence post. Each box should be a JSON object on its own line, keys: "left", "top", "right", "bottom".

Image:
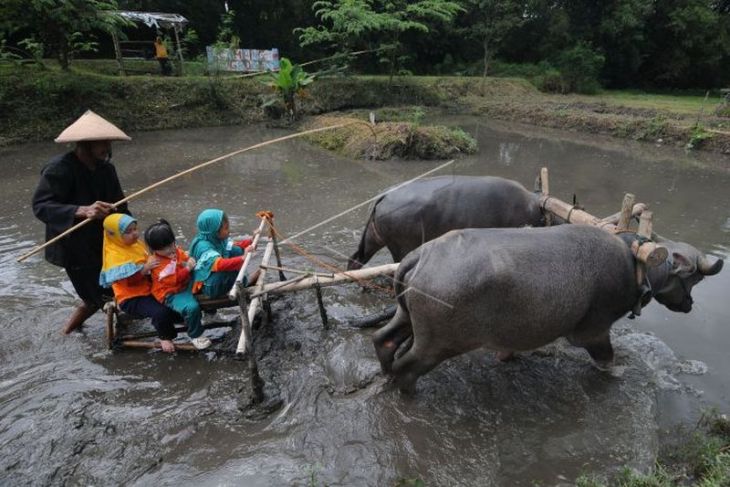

{"left": 235, "top": 282, "right": 264, "bottom": 404}
{"left": 111, "top": 31, "right": 125, "bottom": 76}
{"left": 616, "top": 193, "right": 636, "bottom": 231}
{"left": 236, "top": 239, "right": 275, "bottom": 355}
{"left": 313, "top": 276, "right": 329, "bottom": 329}
{"left": 173, "top": 25, "right": 184, "bottom": 76}
{"left": 540, "top": 167, "right": 552, "bottom": 226}
{"left": 17, "top": 123, "right": 353, "bottom": 263}
{"left": 228, "top": 217, "right": 268, "bottom": 300}
{"left": 269, "top": 223, "right": 286, "bottom": 282}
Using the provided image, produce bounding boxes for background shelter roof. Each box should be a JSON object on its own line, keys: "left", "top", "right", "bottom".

{"left": 117, "top": 11, "right": 188, "bottom": 30}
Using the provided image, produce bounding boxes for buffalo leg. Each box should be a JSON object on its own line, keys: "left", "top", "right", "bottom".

{"left": 372, "top": 306, "right": 412, "bottom": 374}
{"left": 347, "top": 221, "right": 385, "bottom": 270}
{"left": 583, "top": 333, "right": 614, "bottom": 370}
{"left": 390, "top": 345, "right": 448, "bottom": 395}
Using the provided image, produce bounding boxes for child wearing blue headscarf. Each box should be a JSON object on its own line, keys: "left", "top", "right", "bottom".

{"left": 189, "top": 209, "right": 258, "bottom": 298}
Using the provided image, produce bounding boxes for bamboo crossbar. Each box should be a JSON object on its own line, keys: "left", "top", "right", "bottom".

{"left": 247, "top": 263, "right": 399, "bottom": 296}
{"left": 539, "top": 194, "right": 668, "bottom": 267}
{"left": 17, "top": 123, "right": 353, "bottom": 263}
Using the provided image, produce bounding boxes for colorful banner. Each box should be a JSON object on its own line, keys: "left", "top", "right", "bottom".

{"left": 206, "top": 47, "right": 280, "bottom": 72}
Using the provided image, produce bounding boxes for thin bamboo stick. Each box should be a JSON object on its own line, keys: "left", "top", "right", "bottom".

{"left": 17, "top": 123, "right": 353, "bottom": 263}
{"left": 259, "top": 264, "right": 334, "bottom": 278}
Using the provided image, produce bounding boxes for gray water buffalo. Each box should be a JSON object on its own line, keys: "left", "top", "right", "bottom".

{"left": 373, "top": 224, "right": 723, "bottom": 393}
{"left": 347, "top": 175, "right": 546, "bottom": 270}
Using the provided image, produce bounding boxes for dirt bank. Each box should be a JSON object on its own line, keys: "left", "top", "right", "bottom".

{"left": 1, "top": 67, "right": 728, "bottom": 154}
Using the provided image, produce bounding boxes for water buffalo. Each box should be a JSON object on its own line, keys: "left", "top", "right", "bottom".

{"left": 373, "top": 225, "right": 723, "bottom": 393}
{"left": 347, "top": 175, "right": 546, "bottom": 270}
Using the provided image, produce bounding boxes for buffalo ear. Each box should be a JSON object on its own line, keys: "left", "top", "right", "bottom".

{"left": 671, "top": 252, "right": 696, "bottom": 275}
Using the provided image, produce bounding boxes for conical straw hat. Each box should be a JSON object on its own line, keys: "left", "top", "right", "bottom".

{"left": 54, "top": 110, "right": 131, "bottom": 143}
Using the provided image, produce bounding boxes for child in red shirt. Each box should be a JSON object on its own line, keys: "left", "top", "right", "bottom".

{"left": 144, "top": 220, "right": 210, "bottom": 350}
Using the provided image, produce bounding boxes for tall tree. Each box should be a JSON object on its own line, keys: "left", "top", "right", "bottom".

{"left": 296, "top": 0, "right": 463, "bottom": 79}
{"left": 642, "top": 0, "right": 728, "bottom": 87}
{"left": 459, "top": 0, "right": 526, "bottom": 78}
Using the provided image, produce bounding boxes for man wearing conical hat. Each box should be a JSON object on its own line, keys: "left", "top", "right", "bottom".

{"left": 32, "top": 111, "right": 132, "bottom": 334}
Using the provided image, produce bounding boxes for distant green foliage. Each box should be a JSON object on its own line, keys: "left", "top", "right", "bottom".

{"left": 215, "top": 9, "right": 239, "bottom": 50}
{"left": 296, "top": 0, "right": 463, "bottom": 80}
{"left": 0, "top": 0, "right": 130, "bottom": 70}
{"left": 555, "top": 42, "right": 605, "bottom": 94}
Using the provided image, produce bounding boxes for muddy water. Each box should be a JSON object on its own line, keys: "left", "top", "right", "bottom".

{"left": 0, "top": 119, "right": 728, "bottom": 486}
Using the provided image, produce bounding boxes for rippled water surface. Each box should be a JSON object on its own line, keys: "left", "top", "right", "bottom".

{"left": 0, "top": 119, "right": 728, "bottom": 486}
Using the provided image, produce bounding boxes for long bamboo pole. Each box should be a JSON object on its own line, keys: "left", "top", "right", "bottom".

{"left": 17, "top": 123, "right": 353, "bottom": 263}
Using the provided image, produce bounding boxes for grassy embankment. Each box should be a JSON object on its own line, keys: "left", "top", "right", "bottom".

{"left": 577, "top": 411, "right": 730, "bottom": 487}
{"left": 1, "top": 61, "right": 728, "bottom": 153}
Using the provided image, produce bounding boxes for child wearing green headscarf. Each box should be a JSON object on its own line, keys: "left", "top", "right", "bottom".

{"left": 189, "top": 209, "right": 258, "bottom": 298}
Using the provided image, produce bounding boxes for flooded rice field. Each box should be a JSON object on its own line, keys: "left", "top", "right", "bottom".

{"left": 0, "top": 118, "right": 728, "bottom": 486}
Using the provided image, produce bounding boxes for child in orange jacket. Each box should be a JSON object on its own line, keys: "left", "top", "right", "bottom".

{"left": 144, "top": 220, "right": 210, "bottom": 350}
{"left": 99, "top": 214, "right": 180, "bottom": 353}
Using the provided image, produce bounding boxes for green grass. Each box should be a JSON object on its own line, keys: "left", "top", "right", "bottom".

{"left": 576, "top": 411, "right": 730, "bottom": 487}
{"left": 586, "top": 90, "right": 722, "bottom": 116}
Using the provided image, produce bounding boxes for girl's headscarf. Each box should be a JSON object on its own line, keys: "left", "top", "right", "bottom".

{"left": 190, "top": 209, "right": 239, "bottom": 283}
{"left": 99, "top": 213, "right": 148, "bottom": 287}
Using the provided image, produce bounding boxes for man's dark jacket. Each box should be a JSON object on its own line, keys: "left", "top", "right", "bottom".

{"left": 32, "top": 151, "right": 128, "bottom": 270}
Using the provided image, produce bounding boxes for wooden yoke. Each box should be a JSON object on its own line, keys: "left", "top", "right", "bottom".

{"left": 537, "top": 168, "right": 668, "bottom": 268}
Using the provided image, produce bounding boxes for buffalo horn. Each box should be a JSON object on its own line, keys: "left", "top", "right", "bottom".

{"left": 698, "top": 256, "right": 724, "bottom": 276}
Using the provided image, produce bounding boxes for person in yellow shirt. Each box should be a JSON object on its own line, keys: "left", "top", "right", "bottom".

{"left": 100, "top": 214, "right": 181, "bottom": 352}
{"left": 154, "top": 36, "right": 172, "bottom": 76}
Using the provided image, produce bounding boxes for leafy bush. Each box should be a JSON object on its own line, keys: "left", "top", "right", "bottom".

{"left": 534, "top": 67, "right": 567, "bottom": 93}
{"left": 555, "top": 42, "right": 604, "bottom": 94}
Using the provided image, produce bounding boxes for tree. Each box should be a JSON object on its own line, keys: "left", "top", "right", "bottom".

{"left": 296, "top": 0, "right": 463, "bottom": 80}
{"left": 1, "top": 0, "right": 130, "bottom": 70}
{"left": 460, "top": 0, "right": 526, "bottom": 78}
{"left": 641, "top": 0, "right": 728, "bottom": 88}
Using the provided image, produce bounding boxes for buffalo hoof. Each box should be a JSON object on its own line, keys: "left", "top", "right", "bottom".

{"left": 495, "top": 351, "right": 515, "bottom": 362}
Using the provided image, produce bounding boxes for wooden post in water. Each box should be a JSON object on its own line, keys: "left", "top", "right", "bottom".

{"left": 111, "top": 31, "right": 125, "bottom": 76}
{"left": 236, "top": 282, "right": 264, "bottom": 404}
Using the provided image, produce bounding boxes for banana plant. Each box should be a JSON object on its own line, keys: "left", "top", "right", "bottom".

{"left": 265, "top": 57, "right": 314, "bottom": 122}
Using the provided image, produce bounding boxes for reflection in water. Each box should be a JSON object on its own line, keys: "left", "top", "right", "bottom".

{"left": 0, "top": 120, "right": 727, "bottom": 485}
